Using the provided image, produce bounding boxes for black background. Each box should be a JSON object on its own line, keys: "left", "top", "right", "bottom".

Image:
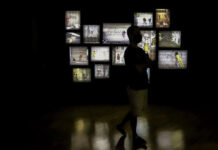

{"left": 28, "top": 1, "right": 216, "bottom": 117}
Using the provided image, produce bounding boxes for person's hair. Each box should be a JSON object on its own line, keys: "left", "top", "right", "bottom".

{"left": 127, "top": 25, "right": 139, "bottom": 37}
{"left": 127, "top": 25, "right": 142, "bottom": 43}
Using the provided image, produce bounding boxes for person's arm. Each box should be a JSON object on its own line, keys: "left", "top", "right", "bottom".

{"left": 135, "top": 53, "right": 152, "bottom": 73}
{"left": 125, "top": 50, "right": 148, "bottom": 73}
{"left": 135, "top": 64, "right": 146, "bottom": 73}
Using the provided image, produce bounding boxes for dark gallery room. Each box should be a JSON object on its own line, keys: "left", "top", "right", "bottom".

{"left": 27, "top": 1, "right": 217, "bottom": 150}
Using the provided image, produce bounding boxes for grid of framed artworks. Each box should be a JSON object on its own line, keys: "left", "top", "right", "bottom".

{"left": 65, "top": 9, "right": 188, "bottom": 82}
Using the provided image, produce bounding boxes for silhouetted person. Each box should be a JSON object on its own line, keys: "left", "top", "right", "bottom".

{"left": 116, "top": 25, "right": 150, "bottom": 149}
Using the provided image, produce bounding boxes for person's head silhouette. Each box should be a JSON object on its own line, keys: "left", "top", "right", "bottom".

{"left": 127, "top": 25, "right": 142, "bottom": 45}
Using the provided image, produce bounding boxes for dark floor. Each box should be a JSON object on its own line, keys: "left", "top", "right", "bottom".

{"left": 26, "top": 105, "right": 218, "bottom": 150}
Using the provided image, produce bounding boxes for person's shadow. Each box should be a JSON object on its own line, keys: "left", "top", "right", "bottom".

{"left": 115, "top": 135, "right": 148, "bottom": 150}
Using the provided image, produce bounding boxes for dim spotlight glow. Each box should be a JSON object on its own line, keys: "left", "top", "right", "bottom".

{"left": 71, "top": 133, "right": 90, "bottom": 150}
{"left": 71, "top": 119, "right": 91, "bottom": 150}
{"left": 93, "top": 136, "right": 111, "bottom": 150}
{"left": 156, "top": 129, "right": 184, "bottom": 150}
{"left": 172, "top": 130, "right": 184, "bottom": 150}
{"left": 94, "top": 122, "right": 109, "bottom": 136}
{"left": 75, "top": 119, "right": 84, "bottom": 132}
{"left": 136, "top": 117, "right": 149, "bottom": 139}
{"left": 93, "top": 122, "right": 110, "bottom": 150}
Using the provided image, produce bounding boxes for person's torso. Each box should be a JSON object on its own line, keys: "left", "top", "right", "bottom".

{"left": 124, "top": 46, "right": 149, "bottom": 90}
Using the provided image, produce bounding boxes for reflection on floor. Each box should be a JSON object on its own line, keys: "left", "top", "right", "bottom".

{"left": 28, "top": 105, "right": 218, "bottom": 150}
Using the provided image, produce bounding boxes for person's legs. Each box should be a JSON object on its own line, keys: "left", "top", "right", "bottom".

{"left": 116, "top": 87, "right": 135, "bottom": 135}
{"left": 117, "top": 111, "right": 138, "bottom": 138}
{"left": 128, "top": 87, "right": 141, "bottom": 139}
{"left": 118, "top": 111, "right": 132, "bottom": 127}
{"left": 130, "top": 114, "right": 137, "bottom": 138}
{"left": 130, "top": 113, "right": 148, "bottom": 149}
{"left": 117, "top": 88, "right": 148, "bottom": 140}
{"left": 130, "top": 89, "right": 148, "bottom": 149}
{"left": 116, "top": 111, "right": 132, "bottom": 136}
{"left": 117, "top": 111, "right": 140, "bottom": 140}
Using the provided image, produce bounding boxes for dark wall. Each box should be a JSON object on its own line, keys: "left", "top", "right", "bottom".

{"left": 29, "top": 1, "right": 215, "bottom": 115}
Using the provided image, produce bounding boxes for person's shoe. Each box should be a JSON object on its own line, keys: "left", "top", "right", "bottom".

{"left": 135, "top": 143, "right": 147, "bottom": 149}
{"left": 133, "top": 136, "right": 147, "bottom": 149}
{"left": 135, "top": 135, "right": 147, "bottom": 144}
{"left": 116, "top": 124, "right": 126, "bottom": 136}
